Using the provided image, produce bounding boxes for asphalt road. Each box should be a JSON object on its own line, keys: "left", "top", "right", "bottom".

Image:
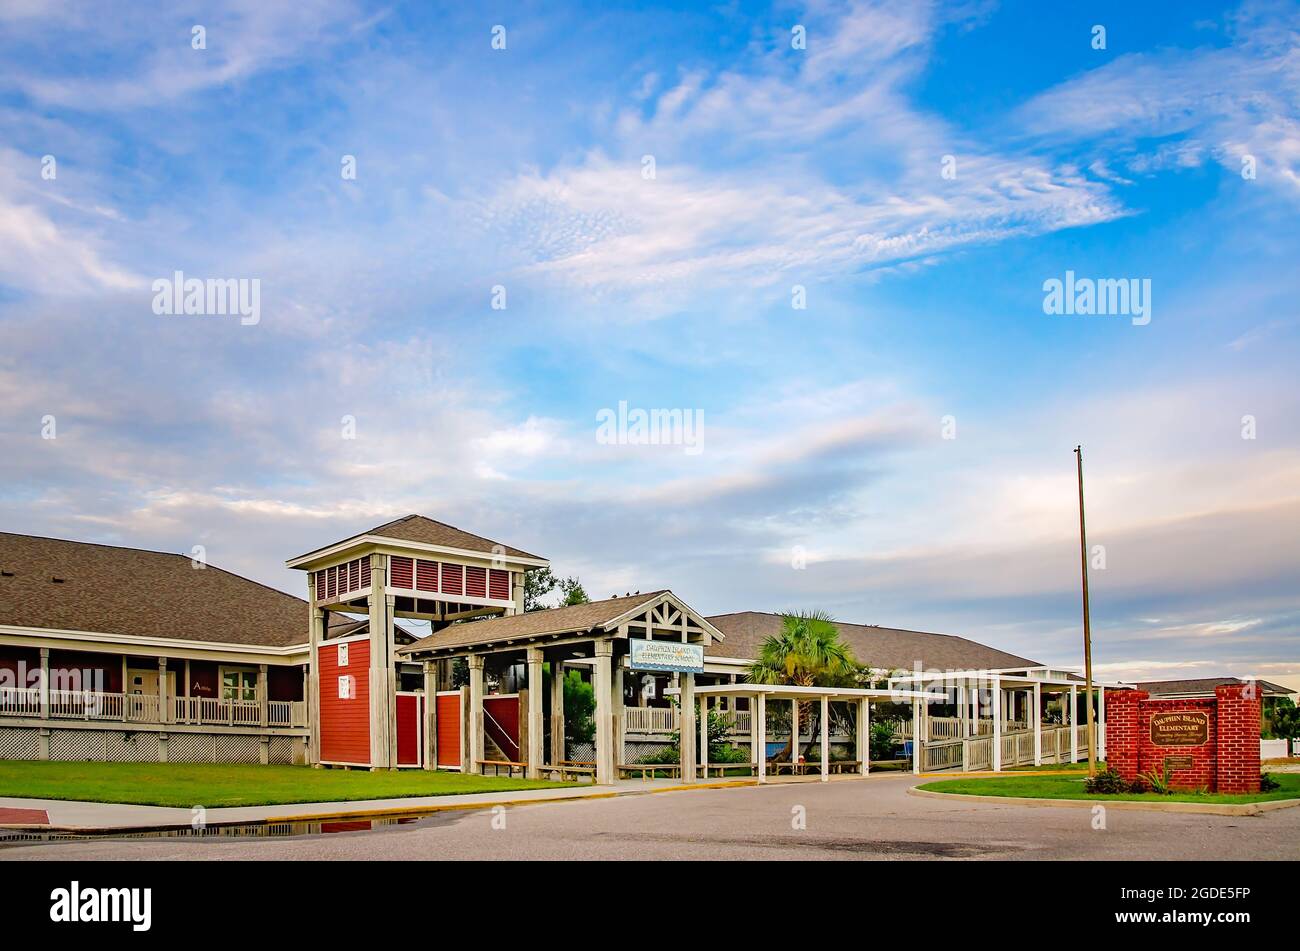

{"left": 3, "top": 774, "right": 1297, "bottom": 861}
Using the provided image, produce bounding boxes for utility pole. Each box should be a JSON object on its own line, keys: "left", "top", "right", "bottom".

{"left": 1075, "top": 445, "right": 1097, "bottom": 777}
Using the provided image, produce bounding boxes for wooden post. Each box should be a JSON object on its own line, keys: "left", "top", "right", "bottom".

{"left": 858, "top": 698, "right": 870, "bottom": 774}
{"left": 423, "top": 660, "right": 437, "bottom": 771}
{"left": 593, "top": 642, "right": 614, "bottom": 785}
{"left": 526, "top": 648, "right": 544, "bottom": 778}
{"left": 550, "top": 660, "right": 566, "bottom": 767}
{"left": 911, "top": 699, "right": 921, "bottom": 774}
{"left": 699, "top": 693, "right": 708, "bottom": 779}
{"left": 756, "top": 691, "right": 767, "bottom": 783}
{"left": 38, "top": 647, "right": 50, "bottom": 720}
{"left": 680, "top": 672, "right": 696, "bottom": 782}
{"left": 612, "top": 658, "right": 624, "bottom": 770}
{"left": 791, "top": 697, "right": 800, "bottom": 766}
{"left": 467, "top": 655, "right": 484, "bottom": 772}
{"left": 820, "top": 695, "right": 830, "bottom": 782}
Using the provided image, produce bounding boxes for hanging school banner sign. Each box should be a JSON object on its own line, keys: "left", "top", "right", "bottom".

{"left": 629, "top": 639, "right": 705, "bottom": 674}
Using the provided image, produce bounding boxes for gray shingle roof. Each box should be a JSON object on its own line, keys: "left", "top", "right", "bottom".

{"left": 1137, "top": 677, "right": 1293, "bottom": 697}
{"left": 0, "top": 532, "right": 306, "bottom": 648}
{"left": 291, "top": 514, "right": 546, "bottom": 563}
{"left": 704, "top": 611, "right": 1042, "bottom": 672}
{"left": 400, "top": 592, "right": 668, "bottom": 654}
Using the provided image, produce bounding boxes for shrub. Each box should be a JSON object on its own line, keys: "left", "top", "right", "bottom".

{"left": 870, "top": 719, "right": 900, "bottom": 761}
{"left": 637, "top": 745, "right": 680, "bottom": 765}
{"left": 1137, "top": 766, "right": 1172, "bottom": 795}
{"left": 711, "top": 744, "right": 751, "bottom": 764}
{"left": 1084, "top": 768, "right": 1130, "bottom": 794}
{"left": 1260, "top": 772, "right": 1280, "bottom": 791}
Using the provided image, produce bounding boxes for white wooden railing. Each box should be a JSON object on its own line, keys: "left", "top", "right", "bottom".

{"left": 624, "top": 706, "right": 677, "bottom": 732}
{"left": 921, "top": 723, "right": 1106, "bottom": 771}
{"left": 173, "top": 696, "right": 261, "bottom": 725}
{"left": 0, "top": 689, "right": 303, "bottom": 729}
{"left": 0, "top": 687, "right": 42, "bottom": 717}
{"left": 898, "top": 717, "right": 1026, "bottom": 739}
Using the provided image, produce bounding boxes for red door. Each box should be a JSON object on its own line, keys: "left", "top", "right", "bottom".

{"left": 396, "top": 693, "right": 422, "bottom": 767}
{"left": 436, "top": 692, "right": 461, "bottom": 768}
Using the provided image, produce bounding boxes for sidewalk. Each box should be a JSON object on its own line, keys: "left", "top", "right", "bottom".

{"left": 0, "top": 776, "right": 757, "bottom": 832}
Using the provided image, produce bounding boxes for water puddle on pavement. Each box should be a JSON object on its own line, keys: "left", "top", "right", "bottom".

{"left": 0, "top": 813, "right": 431, "bottom": 846}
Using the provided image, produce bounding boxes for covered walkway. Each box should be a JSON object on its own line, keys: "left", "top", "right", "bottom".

{"left": 888, "top": 666, "right": 1127, "bottom": 771}
{"left": 674, "top": 683, "right": 940, "bottom": 783}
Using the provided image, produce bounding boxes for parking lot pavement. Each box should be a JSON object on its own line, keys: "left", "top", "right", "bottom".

{"left": 3, "top": 773, "right": 1297, "bottom": 861}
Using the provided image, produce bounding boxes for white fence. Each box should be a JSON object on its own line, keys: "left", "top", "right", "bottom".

{"left": 1261, "top": 738, "right": 1290, "bottom": 760}
{"left": 0, "top": 688, "right": 305, "bottom": 729}
{"left": 624, "top": 707, "right": 677, "bottom": 733}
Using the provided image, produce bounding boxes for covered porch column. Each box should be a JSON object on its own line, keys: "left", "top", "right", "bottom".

{"left": 526, "top": 647, "right": 544, "bottom": 779}
{"left": 1069, "top": 684, "right": 1078, "bottom": 763}
{"left": 593, "top": 642, "right": 615, "bottom": 785}
{"left": 856, "top": 697, "right": 870, "bottom": 775}
{"left": 698, "top": 692, "right": 708, "bottom": 778}
{"left": 679, "top": 672, "right": 696, "bottom": 782}
{"left": 466, "top": 653, "right": 485, "bottom": 773}
{"left": 911, "top": 697, "right": 921, "bottom": 774}
{"left": 755, "top": 691, "right": 767, "bottom": 783}
{"left": 422, "top": 660, "right": 437, "bottom": 771}
{"left": 991, "top": 675, "right": 1002, "bottom": 771}
{"left": 550, "top": 658, "right": 565, "bottom": 767}
{"left": 791, "top": 696, "right": 800, "bottom": 768}
{"left": 819, "top": 695, "right": 830, "bottom": 782}
{"left": 1033, "top": 680, "right": 1042, "bottom": 765}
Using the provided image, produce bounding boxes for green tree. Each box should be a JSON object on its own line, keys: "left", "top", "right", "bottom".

{"left": 748, "top": 610, "right": 858, "bottom": 761}
{"left": 1269, "top": 697, "right": 1299, "bottom": 741}
{"left": 562, "top": 669, "right": 596, "bottom": 753}
{"left": 524, "top": 568, "right": 558, "bottom": 612}
{"left": 524, "top": 568, "right": 590, "bottom": 611}
{"left": 558, "top": 576, "right": 589, "bottom": 606}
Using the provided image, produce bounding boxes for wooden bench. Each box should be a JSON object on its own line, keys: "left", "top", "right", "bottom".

{"left": 619, "top": 763, "right": 683, "bottom": 781}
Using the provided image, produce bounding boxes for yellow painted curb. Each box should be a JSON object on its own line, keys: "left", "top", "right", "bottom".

{"left": 916, "top": 770, "right": 1087, "bottom": 779}
{"left": 907, "top": 786, "right": 1300, "bottom": 816}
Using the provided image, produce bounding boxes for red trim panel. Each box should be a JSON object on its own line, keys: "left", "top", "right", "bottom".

{"left": 319, "top": 640, "right": 370, "bottom": 765}
{"left": 390, "top": 556, "right": 414, "bottom": 589}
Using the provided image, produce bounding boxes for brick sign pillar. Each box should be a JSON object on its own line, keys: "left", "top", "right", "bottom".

{"left": 1214, "top": 683, "right": 1260, "bottom": 794}
{"left": 1104, "top": 685, "right": 1259, "bottom": 794}
{"left": 1104, "top": 688, "right": 1144, "bottom": 784}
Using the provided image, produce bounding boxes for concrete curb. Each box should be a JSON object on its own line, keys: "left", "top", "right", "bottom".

{"left": 269, "top": 778, "right": 757, "bottom": 822}
{"left": 907, "top": 785, "right": 1300, "bottom": 816}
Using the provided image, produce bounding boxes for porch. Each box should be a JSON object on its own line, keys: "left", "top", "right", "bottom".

{"left": 0, "top": 688, "right": 306, "bottom": 728}
{"left": 0, "top": 644, "right": 308, "bottom": 732}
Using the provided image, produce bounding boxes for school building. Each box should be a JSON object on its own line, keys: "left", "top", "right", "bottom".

{"left": 1, "top": 514, "right": 1147, "bottom": 781}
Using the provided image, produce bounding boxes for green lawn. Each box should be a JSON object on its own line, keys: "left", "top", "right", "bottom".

{"left": 0, "top": 761, "right": 575, "bottom": 808}
{"left": 918, "top": 770, "right": 1300, "bottom": 805}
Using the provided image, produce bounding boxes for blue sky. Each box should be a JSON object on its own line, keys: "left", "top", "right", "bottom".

{"left": 1, "top": 0, "right": 1297, "bottom": 687}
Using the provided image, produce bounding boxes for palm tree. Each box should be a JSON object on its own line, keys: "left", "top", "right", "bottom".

{"left": 748, "top": 611, "right": 858, "bottom": 762}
